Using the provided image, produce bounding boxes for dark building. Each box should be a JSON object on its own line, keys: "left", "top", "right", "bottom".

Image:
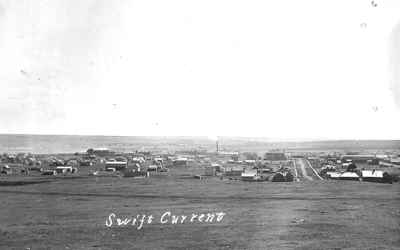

{"left": 264, "top": 152, "right": 286, "bottom": 161}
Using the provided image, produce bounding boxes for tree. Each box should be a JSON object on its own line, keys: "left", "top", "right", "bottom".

{"left": 346, "top": 163, "right": 357, "bottom": 172}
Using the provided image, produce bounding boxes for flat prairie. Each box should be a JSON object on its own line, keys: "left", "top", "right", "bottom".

{"left": 0, "top": 168, "right": 399, "bottom": 250}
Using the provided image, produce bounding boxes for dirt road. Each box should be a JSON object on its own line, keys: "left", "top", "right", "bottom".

{"left": 295, "top": 158, "right": 313, "bottom": 181}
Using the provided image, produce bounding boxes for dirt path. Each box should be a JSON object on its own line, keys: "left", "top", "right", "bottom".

{"left": 297, "top": 159, "right": 313, "bottom": 181}
{"left": 292, "top": 160, "right": 300, "bottom": 181}
{"left": 304, "top": 159, "right": 324, "bottom": 180}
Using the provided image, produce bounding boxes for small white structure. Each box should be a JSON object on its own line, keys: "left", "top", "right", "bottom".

{"left": 361, "top": 170, "right": 392, "bottom": 183}
{"left": 339, "top": 172, "right": 360, "bottom": 180}
{"left": 105, "top": 161, "right": 127, "bottom": 171}
{"left": 361, "top": 170, "right": 383, "bottom": 178}
{"left": 55, "top": 166, "right": 73, "bottom": 174}
{"left": 211, "top": 163, "right": 224, "bottom": 172}
{"left": 132, "top": 157, "right": 145, "bottom": 164}
{"left": 241, "top": 170, "right": 259, "bottom": 181}
{"left": 154, "top": 157, "right": 163, "bottom": 163}
{"left": 147, "top": 165, "right": 159, "bottom": 172}
{"left": 342, "top": 162, "right": 352, "bottom": 168}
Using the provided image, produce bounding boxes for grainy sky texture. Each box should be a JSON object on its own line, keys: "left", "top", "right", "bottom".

{"left": 0, "top": 0, "right": 399, "bottom": 139}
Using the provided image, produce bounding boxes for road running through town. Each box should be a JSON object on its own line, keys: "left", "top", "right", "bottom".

{"left": 296, "top": 158, "right": 313, "bottom": 181}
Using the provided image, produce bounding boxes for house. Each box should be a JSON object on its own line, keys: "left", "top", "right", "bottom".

{"left": 211, "top": 163, "right": 224, "bottom": 172}
{"left": 241, "top": 170, "right": 260, "bottom": 181}
{"left": 379, "top": 158, "right": 400, "bottom": 167}
{"left": 321, "top": 165, "right": 336, "bottom": 171}
{"left": 258, "top": 168, "right": 273, "bottom": 174}
{"left": 390, "top": 158, "right": 400, "bottom": 166}
{"left": 244, "top": 160, "right": 256, "bottom": 165}
{"left": 342, "top": 162, "right": 352, "bottom": 169}
{"left": 225, "top": 166, "right": 245, "bottom": 177}
{"left": 338, "top": 172, "right": 360, "bottom": 181}
{"left": 89, "top": 148, "right": 114, "bottom": 157}
{"left": 42, "top": 170, "right": 57, "bottom": 176}
{"left": 147, "top": 165, "right": 159, "bottom": 172}
{"left": 122, "top": 169, "right": 149, "bottom": 178}
{"left": 47, "top": 158, "right": 65, "bottom": 167}
{"left": 105, "top": 161, "right": 127, "bottom": 171}
{"left": 1, "top": 165, "right": 12, "bottom": 175}
{"left": 205, "top": 166, "right": 217, "bottom": 176}
{"left": 204, "top": 163, "right": 225, "bottom": 176}
{"left": 173, "top": 157, "right": 188, "bottom": 167}
{"left": 326, "top": 172, "right": 341, "bottom": 179}
{"left": 361, "top": 170, "right": 392, "bottom": 183}
{"left": 115, "top": 156, "right": 128, "bottom": 162}
{"left": 65, "top": 159, "right": 79, "bottom": 167}
{"left": 320, "top": 165, "right": 337, "bottom": 177}
{"left": 341, "top": 154, "right": 376, "bottom": 163}
{"left": 55, "top": 166, "right": 73, "bottom": 174}
{"left": 367, "top": 159, "right": 379, "bottom": 165}
{"left": 79, "top": 159, "right": 93, "bottom": 167}
{"left": 28, "top": 166, "right": 43, "bottom": 172}
{"left": 153, "top": 158, "right": 164, "bottom": 164}
{"left": 132, "top": 157, "right": 145, "bottom": 164}
{"left": 129, "top": 163, "right": 141, "bottom": 172}
{"left": 327, "top": 171, "right": 359, "bottom": 181}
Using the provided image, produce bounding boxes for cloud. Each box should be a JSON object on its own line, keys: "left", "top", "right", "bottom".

{"left": 1, "top": 0, "right": 400, "bottom": 138}
{"left": 390, "top": 21, "right": 400, "bottom": 109}
{"left": 0, "top": 0, "right": 125, "bottom": 133}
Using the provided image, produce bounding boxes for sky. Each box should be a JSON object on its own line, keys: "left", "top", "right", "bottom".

{"left": 0, "top": 0, "right": 400, "bottom": 140}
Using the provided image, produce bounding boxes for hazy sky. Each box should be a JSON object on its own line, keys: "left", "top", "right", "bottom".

{"left": 1, "top": 0, "right": 400, "bottom": 139}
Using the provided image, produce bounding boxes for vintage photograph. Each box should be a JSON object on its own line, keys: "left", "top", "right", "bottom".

{"left": 0, "top": 0, "right": 400, "bottom": 249}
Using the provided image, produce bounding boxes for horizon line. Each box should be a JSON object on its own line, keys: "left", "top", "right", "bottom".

{"left": 0, "top": 133, "right": 400, "bottom": 142}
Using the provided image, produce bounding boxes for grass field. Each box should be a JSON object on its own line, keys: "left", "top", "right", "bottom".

{"left": 0, "top": 167, "right": 399, "bottom": 250}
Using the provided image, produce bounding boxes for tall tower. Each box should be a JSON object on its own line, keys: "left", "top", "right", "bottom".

{"left": 216, "top": 140, "right": 219, "bottom": 153}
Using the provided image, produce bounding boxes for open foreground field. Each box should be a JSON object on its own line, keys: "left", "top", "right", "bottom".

{"left": 0, "top": 172, "right": 399, "bottom": 250}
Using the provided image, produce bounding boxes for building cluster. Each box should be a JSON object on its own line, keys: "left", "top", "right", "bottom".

{"left": 306, "top": 152, "right": 400, "bottom": 184}
{"left": 1, "top": 147, "right": 399, "bottom": 184}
